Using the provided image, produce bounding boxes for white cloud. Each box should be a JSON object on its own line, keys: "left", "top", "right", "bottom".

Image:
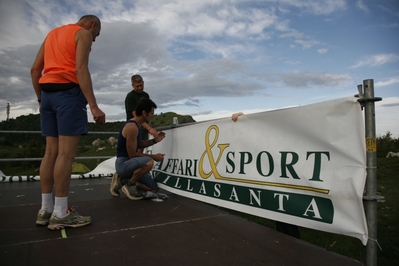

{"left": 276, "top": 0, "right": 347, "bottom": 15}
{"left": 284, "top": 60, "right": 300, "bottom": 65}
{"left": 318, "top": 48, "right": 328, "bottom": 54}
{"left": 356, "top": 0, "right": 369, "bottom": 13}
{"left": 352, "top": 54, "right": 399, "bottom": 68}
{"left": 280, "top": 71, "right": 351, "bottom": 88}
{"left": 279, "top": 31, "right": 305, "bottom": 39}
{"left": 375, "top": 97, "right": 399, "bottom": 137}
{"left": 375, "top": 77, "right": 399, "bottom": 87}
{"left": 0, "top": 0, "right": 398, "bottom": 139}
{"left": 294, "top": 39, "right": 320, "bottom": 49}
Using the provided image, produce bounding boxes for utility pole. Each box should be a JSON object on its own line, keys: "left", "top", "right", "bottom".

{"left": 6, "top": 102, "right": 10, "bottom": 121}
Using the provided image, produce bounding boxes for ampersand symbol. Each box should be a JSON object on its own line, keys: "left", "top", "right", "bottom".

{"left": 199, "top": 125, "right": 229, "bottom": 179}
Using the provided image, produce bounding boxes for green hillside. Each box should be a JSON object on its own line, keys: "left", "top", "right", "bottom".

{"left": 0, "top": 112, "right": 194, "bottom": 132}
{"left": 0, "top": 112, "right": 195, "bottom": 173}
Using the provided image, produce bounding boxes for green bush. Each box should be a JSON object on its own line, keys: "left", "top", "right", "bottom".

{"left": 377, "top": 131, "right": 399, "bottom": 158}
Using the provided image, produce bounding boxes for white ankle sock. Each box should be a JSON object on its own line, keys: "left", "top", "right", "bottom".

{"left": 41, "top": 193, "right": 53, "bottom": 213}
{"left": 54, "top": 196, "right": 68, "bottom": 218}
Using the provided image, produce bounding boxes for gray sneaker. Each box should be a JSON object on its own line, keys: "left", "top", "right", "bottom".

{"left": 110, "top": 173, "right": 122, "bottom": 197}
{"left": 143, "top": 191, "right": 158, "bottom": 200}
{"left": 36, "top": 209, "right": 52, "bottom": 225}
{"left": 156, "top": 192, "right": 169, "bottom": 200}
{"left": 122, "top": 184, "right": 143, "bottom": 200}
{"left": 47, "top": 208, "right": 91, "bottom": 230}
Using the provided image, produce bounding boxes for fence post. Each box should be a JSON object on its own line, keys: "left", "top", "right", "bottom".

{"left": 359, "top": 79, "right": 382, "bottom": 266}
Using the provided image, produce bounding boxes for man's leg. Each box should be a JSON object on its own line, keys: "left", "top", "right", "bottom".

{"left": 121, "top": 160, "right": 154, "bottom": 200}
{"left": 136, "top": 182, "right": 153, "bottom": 192}
{"left": 48, "top": 135, "right": 91, "bottom": 230}
{"left": 137, "top": 173, "right": 169, "bottom": 200}
{"left": 40, "top": 136, "right": 58, "bottom": 194}
{"left": 130, "top": 160, "right": 153, "bottom": 183}
{"left": 36, "top": 136, "right": 58, "bottom": 225}
{"left": 52, "top": 135, "right": 80, "bottom": 218}
{"left": 37, "top": 135, "right": 81, "bottom": 224}
{"left": 53, "top": 135, "right": 80, "bottom": 197}
{"left": 137, "top": 173, "right": 167, "bottom": 200}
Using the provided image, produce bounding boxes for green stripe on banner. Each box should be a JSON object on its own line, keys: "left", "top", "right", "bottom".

{"left": 154, "top": 171, "right": 334, "bottom": 224}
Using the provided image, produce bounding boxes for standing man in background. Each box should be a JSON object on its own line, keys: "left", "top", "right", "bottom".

{"left": 125, "top": 75, "right": 157, "bottom": 152}
{"left": 31, "top": 15, "right": 106, "bottom": 230}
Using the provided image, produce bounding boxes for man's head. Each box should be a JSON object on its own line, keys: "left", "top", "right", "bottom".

{"left": 77, "top": 15, "right": 101, "bottom": 42}
{"left": 131, "top": 74, "right": 144, "bottom": 93}
{"left": 135, "top": 98, "right": 157, "bottom": 123}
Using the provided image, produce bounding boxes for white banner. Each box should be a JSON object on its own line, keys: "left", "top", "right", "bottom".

{"left": 152, "top": 97, "right": 368, "bottom": 245}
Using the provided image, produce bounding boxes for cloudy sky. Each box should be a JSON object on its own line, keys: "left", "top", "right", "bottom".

{"left": 0, "top": 0, "right": 398, "bottom": 137}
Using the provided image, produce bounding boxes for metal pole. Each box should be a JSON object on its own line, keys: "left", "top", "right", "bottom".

{"left": 6, "top": 102, "right": 10, "bottom": 121}
{"left": 361, "top": 79, "right": 382, "bottom": 266}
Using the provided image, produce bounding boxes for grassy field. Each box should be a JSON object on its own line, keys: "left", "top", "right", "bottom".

{"left": 1, "top": 147, "right": 398, "bottom": 265}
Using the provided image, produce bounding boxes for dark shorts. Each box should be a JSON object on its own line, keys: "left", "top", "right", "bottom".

{"left": 40, "top": 86, "right": 88, "bottom": 136}
{"left": 115, "top": 156, "right": 159, "bottom": 191}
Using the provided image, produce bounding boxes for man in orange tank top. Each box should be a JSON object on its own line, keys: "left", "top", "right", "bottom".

{"left": 31, "top": 15, "right": 106, "bottom": 230}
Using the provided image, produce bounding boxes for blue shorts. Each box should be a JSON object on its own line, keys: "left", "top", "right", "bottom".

{"left": 40, "top": 86, "right": 88, "bottom": 136}
{"left": 115, "top": 156, "right": 159, "bottom": 191}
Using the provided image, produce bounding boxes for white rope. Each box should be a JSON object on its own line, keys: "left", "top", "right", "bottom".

{"left": 368, "top": 237, "right": 382, "bottom": 251}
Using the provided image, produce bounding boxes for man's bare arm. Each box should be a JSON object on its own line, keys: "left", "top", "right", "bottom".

{"left": 75, "top": 29, "right": 105, "bottom": 125}
{"left": 30, "top": 42, "right": 45, "bottom": 102}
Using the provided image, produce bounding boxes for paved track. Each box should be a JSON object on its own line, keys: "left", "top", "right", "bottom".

{"left": 0, "top": 177, "right": 363, "bottom": 266}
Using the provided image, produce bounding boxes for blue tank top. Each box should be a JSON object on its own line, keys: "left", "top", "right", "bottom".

{"left": 116, "top": 120, "right": 141, "bottom": 158}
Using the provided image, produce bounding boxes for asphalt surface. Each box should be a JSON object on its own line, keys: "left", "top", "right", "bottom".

{"left": 0, "top": 177, "right": 364, "bottom": 266}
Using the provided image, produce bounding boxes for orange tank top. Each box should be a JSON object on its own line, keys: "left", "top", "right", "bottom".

{"left": 39, "top": 24, "right": 82, "bottom": 84}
